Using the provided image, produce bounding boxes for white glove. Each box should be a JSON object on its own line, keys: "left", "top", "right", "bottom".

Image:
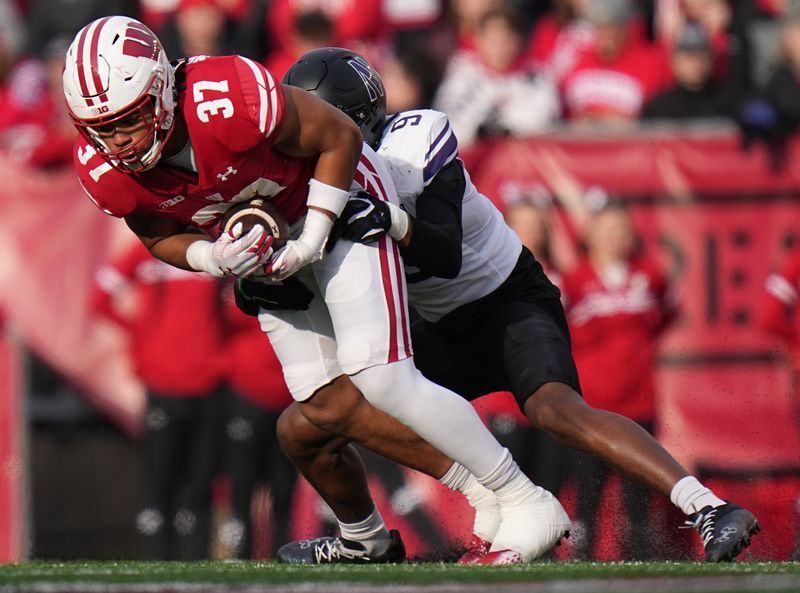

{"left": 186, "top": 222, "right": 273, "bottom": 277}
{"left": 262, "top": 238, "right": 320, "bottom": 281}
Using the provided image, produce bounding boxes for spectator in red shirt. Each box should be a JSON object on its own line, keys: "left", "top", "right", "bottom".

{"left": 265, "top": 0, "right": 385, "bottom": 59}
{"left": 218, "top": 291, "right": 298, "bottom": 559}
{"left": 92, "top": 241, "right": 227, "bottom": 560}
{"left": 560, "top": 199, "right": 677, "bottom": 559}
{"left": 758, "top": 250, "right": 800, "bottom": 560}
{"left": 561, "top": 0, "right": 671, "bottom": 125}
{"left": 528, "top": 0, "right": 596, "bottom": 86}
{"left": 264, "top": 10, "right": 334, "bottom": 81}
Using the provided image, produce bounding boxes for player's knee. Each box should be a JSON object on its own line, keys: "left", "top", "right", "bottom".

{"left": 524, "top": 382, "right": 584, "bottom": 434}
{"left": 300, "top": 376, "right": 364, "bottom": 435}
{"left": 277, "top": 402, "right": 341, "bottom": 462}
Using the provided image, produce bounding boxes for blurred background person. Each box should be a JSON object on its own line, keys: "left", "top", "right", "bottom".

{"left": 0, "top": 36, "right": 75, "bottom": 169}
{"left": 381, "top": 46, "right": 444, "bottom": 113}
{"left": 642, "top": 21, "right": 745, "bottom": 120}
{"left": 218, "top": 291, "right": 298, "bottom": 560}
{"left": 265, "top": 0, "right": 385, "bottom": 63}
{"left": 560, "top": 199, "right": 678, "bottom": 559}
{"left": 265, "top": 10, "right": 334, "bottom": 80}
{"left": 561, "top": 0, "right": 670, "bottom": 126}
{"left": 758, "top": 248, "right": 800, "bottom": 560}
{"left": 158, "top": 0, "right": 239, "bottom": 59}
{"left": 433, "top": 3, "right": 560, "bottom": 147}
{"left": 92, "top": 242, "right": 227, "bottom": 560}
{"left": 528, "top": 0, "right": 596, "bottom": 86}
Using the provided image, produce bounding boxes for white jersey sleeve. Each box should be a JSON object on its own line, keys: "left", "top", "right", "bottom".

{"left": 377, "top": 109, "right": 522, "bottom": 322}
{"left": 377, "top": 110, "right": 458, "bottom": 197}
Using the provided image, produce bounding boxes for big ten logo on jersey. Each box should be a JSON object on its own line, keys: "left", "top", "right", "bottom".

{"left": 390, "top": 115, "right": 422, "bottom": 133}
{"left": 190, "top": 177, "right": 286, "bottom": 226}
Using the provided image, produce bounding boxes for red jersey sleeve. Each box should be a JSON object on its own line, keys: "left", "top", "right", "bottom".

{"left": 73, "top": 140, "right": 138, "bottom": 218}
{"left": 185, "top": 56, "right": 286, "bottom": 153}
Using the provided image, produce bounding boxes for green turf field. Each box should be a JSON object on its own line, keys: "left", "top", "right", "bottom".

{"left": 1, "top": 561, "right": 800, "bottom": 593}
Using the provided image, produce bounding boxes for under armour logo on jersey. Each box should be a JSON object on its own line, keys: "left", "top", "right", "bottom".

{"left": 217, "top": 166, "right": 238, "bottom": 181}
{"left": 122, "top": 21, "right": 159, "bottom": 60}
{"left": 347, "top": 57, "right": 384, "bottom": 103}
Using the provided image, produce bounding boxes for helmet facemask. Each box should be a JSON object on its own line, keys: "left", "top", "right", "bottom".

{"left": 74, "top": 72, "right": 175, "bottom": 173}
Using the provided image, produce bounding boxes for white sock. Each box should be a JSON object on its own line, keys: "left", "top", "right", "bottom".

{"left": 338, "top": 507, "right": 391, "bottom": 555}
{"left": 440, "top": 462, "right": 501, "bottom": 541}
{"left": 670, "top": 476, "right": 726, "bottom": 515}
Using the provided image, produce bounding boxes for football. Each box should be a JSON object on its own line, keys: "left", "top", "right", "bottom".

{"left": 219, "top": 198, "right": 291, "bottom": 249}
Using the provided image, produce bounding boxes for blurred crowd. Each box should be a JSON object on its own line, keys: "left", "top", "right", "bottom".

{"left": 4, "top": 0, "right": 800, "bottom": 167}
{"left": 3, "top": 0, "right": 800, "bottom": 562}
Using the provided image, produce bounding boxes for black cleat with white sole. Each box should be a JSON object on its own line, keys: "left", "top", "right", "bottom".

{"left": 276, "top": 529, "right": 406, "bottom": 564}
{"left": 686, "top": 502, "right": 760, "bottom": 562}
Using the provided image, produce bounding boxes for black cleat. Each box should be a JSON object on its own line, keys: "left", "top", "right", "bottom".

{"left": 685, "top": 502, "right": 760, "bottom": 562}
{"left": 276, "top": 529, "right": 406, "bottom": 564}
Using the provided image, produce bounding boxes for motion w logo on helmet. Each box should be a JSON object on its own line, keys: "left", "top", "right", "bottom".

{"left": 122, "top": 22, "right": 159, "bottom": 60}
{"left": 347, "top": 57, "right": 384, "bottom": 103}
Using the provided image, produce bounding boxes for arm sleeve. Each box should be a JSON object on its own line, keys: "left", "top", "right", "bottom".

{"left": 400, "top": 159, "right": 466, "bottom": 279}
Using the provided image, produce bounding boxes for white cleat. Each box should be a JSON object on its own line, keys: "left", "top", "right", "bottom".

{"left": 490, "top": 486, "right": 572, "bottom": 562}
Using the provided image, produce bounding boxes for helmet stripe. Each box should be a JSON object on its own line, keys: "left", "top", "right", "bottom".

{"left": 74, "top": 22, "right": 94, "bottom": 106}
{"left": 88, "top": 17, "right": 112, "bottom": 103}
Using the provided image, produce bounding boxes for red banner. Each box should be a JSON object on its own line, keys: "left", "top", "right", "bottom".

{"left": 0, "top": 156, "right": 145, "bottom": 434}
{"left": 469, "top": 125, "right": 800, "bottom": 472}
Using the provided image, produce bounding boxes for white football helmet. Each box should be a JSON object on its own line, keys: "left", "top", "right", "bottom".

{"left": 63, "top": 16, "right": 176, "bottom": 172}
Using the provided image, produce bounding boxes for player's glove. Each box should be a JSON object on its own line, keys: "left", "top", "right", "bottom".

{"left": 186, "top": 222, "right": 273, "bottom": 277}
{"left": 234, "top": 276, "right": 314, "bottom": 315}
{"left": 341, "top": 191, "right": 410, "bottom": 243}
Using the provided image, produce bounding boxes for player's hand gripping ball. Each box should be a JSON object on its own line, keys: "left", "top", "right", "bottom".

{"left": 220, "top": 199, "right": 292, "bottom": 278}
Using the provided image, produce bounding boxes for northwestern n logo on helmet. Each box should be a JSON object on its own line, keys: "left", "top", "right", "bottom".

{"left": 122, "top": 22, "right": 159, "bottom": 60}
{"left": 347, "top": 57, "right": 384, "bottom": 103}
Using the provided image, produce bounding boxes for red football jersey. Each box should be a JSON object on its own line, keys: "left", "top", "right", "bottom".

{"left": 561, "top": 256, "right": 676, "bottom": 421}
{"left": 74, "top": 55, "right": 317, "bottom": 229}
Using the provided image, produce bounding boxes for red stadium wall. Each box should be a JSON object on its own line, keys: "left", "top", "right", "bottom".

{"left": 465, "top": 127, "right": 800, "bottom": 560}
{"left": 3, "top": 126, "right": 800, "bottom": 560}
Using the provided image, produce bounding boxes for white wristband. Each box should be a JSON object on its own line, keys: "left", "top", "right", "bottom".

{"left": 298, "top": 208, "right": 334, "bottom": 256}
{"left": 387, "top": 202, "right": 410, "bottom": 241}
{"left": 186, "top": 240, "right": 222, "bottom": 276}
{"left": 307, "top": 178, "right": 350, "bottom": 217}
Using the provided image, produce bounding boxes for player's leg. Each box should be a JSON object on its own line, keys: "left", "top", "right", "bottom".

{"left": 280, "top": 392, "right": 502, "bottom": 555}
{"left": 315, "top": 236, "right": 569, "bottom": 562}
{"left": 256, "top": 272, "right": 405, "bottom": 562}
{"left": 510, "top": 298, "right": 759, "bottom": 561}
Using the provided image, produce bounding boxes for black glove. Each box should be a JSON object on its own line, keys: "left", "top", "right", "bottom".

{"left": 340, "top": 191, "right": 391, "bottom": 243}
{"left": 234, "top": 276, "right": 314, "bottom": 316}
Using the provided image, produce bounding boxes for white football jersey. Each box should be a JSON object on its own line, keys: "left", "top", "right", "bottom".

{"left": 376, "top": 109, "right": 522, "bottom": 321}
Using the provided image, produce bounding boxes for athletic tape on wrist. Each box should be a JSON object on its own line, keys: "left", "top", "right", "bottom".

{"left": 387, "top": 202, "right": 410, "bottom": 241}
{"left": 298, "top": 208, "right": 335, "bottom": 255}
{"left": 307, "top": 178, "right": 350, "bottom": 217}
{"left": 186, "top": 240, "right": 222, "bottom": 276}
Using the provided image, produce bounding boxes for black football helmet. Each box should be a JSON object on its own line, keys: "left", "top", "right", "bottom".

{"left": 283, "top": 47, "right": 387, "bottom": 148}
